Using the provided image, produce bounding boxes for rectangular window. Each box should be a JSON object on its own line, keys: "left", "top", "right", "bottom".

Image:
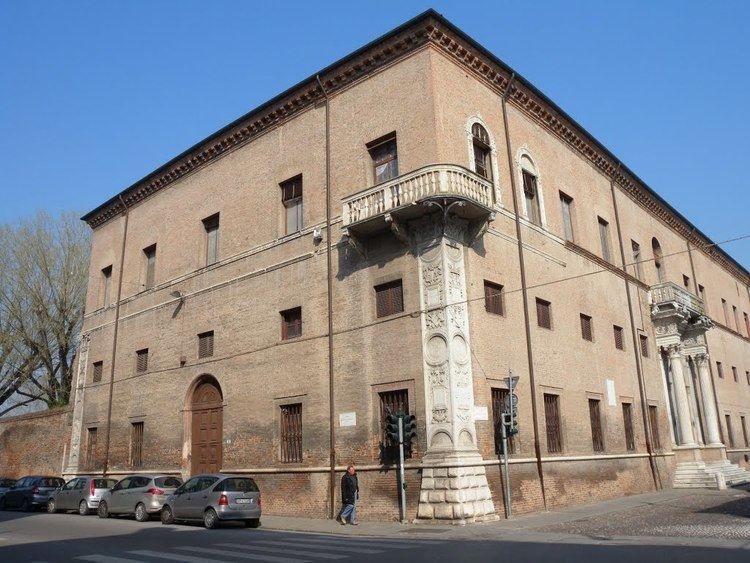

{"left": 198, "top": 331, "right": 214, "bottom": 359}
{"left": 131, "top": 422, "right": 144, "bottom": 468}
{"left": 598, "top": 217, "right": 611, "bottom": 262}
{"left": 717, "top": 361, "right": 724, "bottom": 378}
{"left": 280, "top": 175, "right": 303, "bottom": 235}
{"left": 725, "top": 415, "right": 735, "bottom": 448}
{"left": 744, "top": 312, "right": 750, "bottom": 337}
{"left": 375, "top": 280, "right": 404, "bottom": 318}
{"left": 681, "top": 275, "right": 690, "bottom": 291}
{"left": 640, "top": 334, "right": 649, "bottom": 357}
{"left": 622, "top": 403, "right": 636, "bottom": 451}
{"left": 544, "top": 393, "right": 562, "bottom": 453}
{"left": 85, "top": 427, "right": 98, "bottom": 470}
{"left": 741, "top": 415, "right": 749, "bottom": 448}
{"left": 522, "top": 170, "right": 542, "bottom": 226}
{"left": 536, "top": 298, "right": 552, "bottom": 330}
{"left": 721, "top": 298, "right": 729, "bottom": 326}
{"left": 203, "top": 213, "right": 220, "bottom": 266}
{"left": 559, "top": 192, "right": 574, "bottom": 242}
{"left": 143, "top": 244, "right": 156, "bottom": 289}
{"left": 613, "top": 325, "right": 624, "bottom": 350}
{"left": 136, "top": 349, "right": 148, "bottom": 373}
{"left": 367, "top": 133, "right": 399, "bottom": 184}
{"left": 732, "top": 366, "right": 738, "bottom": 383}
{"left": 732, "top": 306, "right": 740, "bottom": 331}
{"left": 698, "top": 284, "right": 706, "bottom": 304}
{"left": 491, "top": 388, "right": 516, "bottom": 454}
{"left": 588, "top": 398, "right": 604, "bottom": 452}
{"left": 580, "top": 314, "right": 593, "bottom": 341}
{"left": 280, "top": 403, "right": 303, "bottom": 463}
{"left": 631, "top": 240, "right": 643, "bottom": 281}
{"left": 648, "top": 405, "right": 661, "bottom": 450}
{"left": 280, "top": 307, "right": 302, "bottom": 340}
{"left": 379, "top": 389, "right": 411, "bottom": 461}
{"left": 484, "top": 280, "right": 504, "bottom": 316}
{"left": 746, "top": 371, "right": 750, "bottom": 386}
{"left": 92, "top": 361, "right": 103, "bottom": 383}
{"left": 101, "top": 265, "right": 112, "bottom": 307}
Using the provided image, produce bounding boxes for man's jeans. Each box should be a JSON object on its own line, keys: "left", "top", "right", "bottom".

{"left": 340, "top": 501, "right": 357, "bottom": 523}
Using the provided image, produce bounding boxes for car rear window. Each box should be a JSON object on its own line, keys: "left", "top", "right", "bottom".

{"left": 38, "top": 478, "right": 64, "bottom": 487}
{"left": 215, "top": 478, "right": 259, "bottom": 493}
{"left": 154, "top": 477, "right": 182, "bottom": 488}
{"left": 0, "top": 479, "right": 16, "bottom": 487}
{"left": 93, "top": 479, "right": 117, "bottom": 489}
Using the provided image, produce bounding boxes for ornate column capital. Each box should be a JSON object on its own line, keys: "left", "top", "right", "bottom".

{"left": 665, "top": 342, "right": 683, "bottom": 358}
{"left": 693, "top": 352, "right": 710, "bottom": 368}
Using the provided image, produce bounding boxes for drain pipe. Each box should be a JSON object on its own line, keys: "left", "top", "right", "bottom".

{"left": 102, "top": 195, "right": 130, "bottom": 476}
{"left": 316, "top": 74, "right": 337, "bottom": 519}
{"left": 500, "top": 74, "right": 547, "bottom": 510}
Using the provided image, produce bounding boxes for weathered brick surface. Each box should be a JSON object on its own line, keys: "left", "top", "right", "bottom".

{"left": 0, "top": 408, "right": 71, "bottom": 478}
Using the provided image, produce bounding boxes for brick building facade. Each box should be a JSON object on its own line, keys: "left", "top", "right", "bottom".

{"left": 60, "top": 11, "right": 749, "bottom": 522}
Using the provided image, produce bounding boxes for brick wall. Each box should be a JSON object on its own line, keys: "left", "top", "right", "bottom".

{"left": 0, "top": 407, "right": 71, "bottom": 478}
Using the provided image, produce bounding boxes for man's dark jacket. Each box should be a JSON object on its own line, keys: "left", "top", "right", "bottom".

{"left": 341, "top": 472, "right": 359, "bottom": 505}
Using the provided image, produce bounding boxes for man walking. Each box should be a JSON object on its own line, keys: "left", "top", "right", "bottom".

{"left": 337, "top": 465, "right": 359, "bottom": 525}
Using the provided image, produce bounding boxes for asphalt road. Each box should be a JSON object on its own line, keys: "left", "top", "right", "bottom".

{"left": 1, "top": 506, "right": 749, "bottom": 562}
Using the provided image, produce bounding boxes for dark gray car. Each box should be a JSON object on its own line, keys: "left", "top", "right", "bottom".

{"left": 0, "top": 476, "right": 65, "bottom": 511}
{"left": 48, "top": 476, "right": 118, "bottom": 515}
{"left": 0, "top": 478, "right": 16, "bottom": 503}
{"left": 98, "top": 475, "right": 182, "bottom": 521}
{"left": 161, "top": 474, "right": 261, "bottom": 529}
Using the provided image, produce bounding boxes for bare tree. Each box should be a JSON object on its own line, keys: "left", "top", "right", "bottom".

{"left": 0, "top": 211, "right": 90, "bottom": 417}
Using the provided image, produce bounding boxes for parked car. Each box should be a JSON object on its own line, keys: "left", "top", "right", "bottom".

{"left": 0, "top": 476, "right": 65, "bottom": 511}
{"left": 97, "top": 475, "right": 182, "bottom": 521}
{"left": 161, "top": 474, "right": 261, "bottom": 529}
{"left": 47, "top": 476, "right": 118, "bottom": 515}
{"left": 0, "top": 478, "right": 16, "bottom": 503}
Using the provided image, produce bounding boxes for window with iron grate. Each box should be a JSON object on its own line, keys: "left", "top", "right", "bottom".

{"left": 92, "top": 361, "right": 103, "bottom": 383}
{"left": 136, "top": 349, "right": 148, "bottom": 373}
{"left": 544, "top": 393, "right": 562, "bottom": 453}
{"left": 198, "top": 331, "right": 214, "bottom": 359}
{"left": 588, "top": 399, "right": 604, "bottom": 452}
{"left": 281, "top": 307, "right": 302, "bottom": 340}
{"left": 613, "top": 325, "right": 624, "bottom": 350}
{"left": 580, "top": 314, "right": 593, "bottom": 341}
{"left": 131, "top": 422, "right": 144, "bottom": 468}
{"left": 491, "top": 388, "right": 516, "bottom": 454}
{"left": 379, "top": 389, "right": 410, "bottom": 462}
{"left": 622, "top": 403, "right": 636, "bottom": 451}
{"left": 280, "top": 403, "right": 303, "bottom": 463}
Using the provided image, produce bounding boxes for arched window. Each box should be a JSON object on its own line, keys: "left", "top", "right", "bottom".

{"left": 652, "top": 238, "right": 665, "bottom": 283}
{"left": 472, "top": 123, "right": 492, "bottom": 180}
{"left": 520, "top": 154, "right": 542, "bottom": 227}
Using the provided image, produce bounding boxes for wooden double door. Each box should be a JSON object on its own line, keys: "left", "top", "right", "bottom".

{"left": 190, "top": 381, "right": 223, "bottom": 474}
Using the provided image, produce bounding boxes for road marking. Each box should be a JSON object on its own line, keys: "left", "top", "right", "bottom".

{"left": 128, "top": 550, "right": 225, "bottom": 563}
{"left": 178, "top": 546, "right": 309, "bottom": 563}
{"left": 77, "top": 556, "right": 147, "bottom": 563}
{"left": 250, "top": 540, "right": 382, "bottom": 554}
{"left": 216, "top": 542, "right": 347, "bottom": 560}
{"left": 291, "top": 537, "right": 427, "bottom": 549}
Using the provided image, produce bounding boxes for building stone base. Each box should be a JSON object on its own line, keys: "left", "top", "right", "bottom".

{"left": 415, "top": 453, "right": 498, "bottom": 524}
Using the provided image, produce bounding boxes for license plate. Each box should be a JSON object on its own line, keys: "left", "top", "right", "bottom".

{"left": 235, "top": 498, "right": 252, "bottom": 504}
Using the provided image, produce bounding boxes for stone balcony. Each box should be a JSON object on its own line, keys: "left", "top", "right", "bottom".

{"left": 650, "top": 281, "right": 712, "bottom": 348}
{"left": 650, "top": 281, "right": 706, "bottom": 319}
{"left": 341, "top": 164, "right": 496, "bottom": 241}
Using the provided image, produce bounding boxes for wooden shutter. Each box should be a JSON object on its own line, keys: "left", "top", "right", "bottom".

{"left": 580, "top": 314, "right": 592, "bottom": 341}
{"left": 622, "top": 403, "right": 635, "bottom": 451}
{"left": 484, "top": 281, "right": 503, "bottom": 315}
{"left": 379, "top": 389, "right": 410, "bottom": 460}
{"left": 648, "top": 405, "right": 661, "bottom": 449}
{"left": 280, "top": 403, "right": 302, "bottom": 463}
{"left": 639, "top": 335, "right": 649, "bottom": 357}
{"left": 536, "top": 298, "right": 551, "bottom": 329}
{"left": 375, "top": 280, "right": 404, "bottom": 318}
{"left": 491, "top": 388, "right": 515, "bottom": 454}
{"left": 198, "top": 331, "right": 214, "bottom": 358}
{"left": 613, "top": 326, "right": 624, "bottom": 350}
{"left": 92, "top": 361, "right": 103, "bottom": 383}
{"left": 281, "top": 307, "right": 302, "bottom": 340}
{"left": 725, "top": 415, "right": 735, "bottom": 448}
{"left": 86, "top": 427, "right": 98, "bottom": 470}
{"left": 588, "top": 399, "right": 604, "bottom": 452}
{"left": 136, "top": 349, "right": 148, "bottom": 373}
{"left": 131, "top": 422, "right": 144, "bottom": 468}
{"left": 544, "top": 394, "right": 562, "bottom": 453}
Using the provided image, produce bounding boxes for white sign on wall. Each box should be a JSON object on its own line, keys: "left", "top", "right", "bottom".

{"left": 474, "top": 406, "right": 489, "bottom": 421}
{"left": 606, "top": 379, "right": 617, "bottom": 406}
{"left": 339, "top": 412, "right": 357, "bottom": 427}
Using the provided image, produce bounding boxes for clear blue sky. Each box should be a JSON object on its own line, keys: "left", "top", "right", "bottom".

{"left": 1, "top": 1, "right": 748, "bottom": 267}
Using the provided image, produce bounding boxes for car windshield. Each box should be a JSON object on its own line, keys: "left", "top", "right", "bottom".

{"left": 216, "top": 478, "right": 259, "bottom": 492}
{"left": 154, "top": 477, "right": 182, "bottom": 488}
{"left": 38, "top": 478, "right": 64, "bottom": 487}
{"left": 93, "top": 479, "right": 117, "bottom": 489}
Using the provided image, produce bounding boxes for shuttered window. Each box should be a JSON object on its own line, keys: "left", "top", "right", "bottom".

{"left": 613, "top": 325, "right": 624, "bottom": 350}
{"left": 471, "top": 124, "right": 492, "bottom": 180}
{"left": 725, "top": 415, "right": 735, "bottom": 448}
{"left": 143, "top": 244, "right": 156, "bottom": 289}
{"left": 588, "top": 399, "right": 604, "bottom": 452}
{"left": 559, "top": 192, "right": 574, "bottom": 241}
{"left": 536, "top": 298, "right": 552, "bottom": 329}
{"left": 131, "top": 422, "right": 144, "bottom": 468}
{"left": 203, "top": 214, "right": 220, "bottom": 266}
{"left": 280, "top": 175, "right": 303, "bottom": 234}
{"left": 491, "top": 388, "right": 516, "bottom": 454}
{"left": 622, "top": 403, "right": 635, "bottom": 451}
{"left": 732, "top": 366, "right": 738, "bottom": 383}
{"left": 379, "top": 389, "right": 411, "bottom": 460}
{"left": 741, "top": 416, "right": 749, "bottom": 448}
{"left": 85, "top": 427, "right": 98, "bottom": 470}
{"left": 198, "top": 331, "right": 214, "bottom": 359}
{"left": 368, "top": 133, "right": 399, "bottom": 184}
{"left": 281, "top": 307, "right": 302, "bottom": 340}
{"left": 683, "top": 274, "right": 691, "bottom": 291}
{"left": 522, "top": 170, "right": 541, "bottom": 226}
{"left": 136, "top": 349, "right": 148, "bottom": 373}
{"left": 375, "top": 280, "right": 404, "bottom": 318}
{"left": 484, "top": 281, "right": 504, "bottom": 316}
{"left": 648, "top": 405, "right": 661, "bottom": 450}
{"left": 716, "top": 361, "right": 724, "bottom": 378}
{"left": 101, "top": 266, "right": 112, "bottom": 307}
{"left": 544, "top": 393, "right": 562, "bottom": 453}
{"left": 280, "top": 403, "right": 303, "bottom": 463}
{"left": 639, "top": 335, "right": 649, "bottom": 357}
{"left": 580, "top": 314, "right": 593, "bottom": 341}
{"left": 92, "top": 361, "right": 103, "bottom": 383}
{"left": 598, "top": 217, "right": 611, "bottom": 262}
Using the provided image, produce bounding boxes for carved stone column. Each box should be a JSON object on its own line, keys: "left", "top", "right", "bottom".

{"left": 694, "top": 353, "right": 722, "bottom": 446}
{"left": 413, "top": 215, "right": 496, "bottom": 523}
{"left": 666, "top": 343, "right": 697, "bottom": 447}
{"left": 65, "top": 334, "right": 89, "bottom": 474}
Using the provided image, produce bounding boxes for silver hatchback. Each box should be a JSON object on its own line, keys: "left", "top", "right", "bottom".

{"left": 161, "top": 474, "right": 261, "bottom": 529}
{"left": 98, "top": 475, "right": 182, "bottom": 522}
{"left": 48, "top": 476, "right": 118, "bottom": 515}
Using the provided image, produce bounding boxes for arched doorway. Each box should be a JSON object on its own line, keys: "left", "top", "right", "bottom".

{"left": 190, "top": 376, "right": 223, "bottom": 474}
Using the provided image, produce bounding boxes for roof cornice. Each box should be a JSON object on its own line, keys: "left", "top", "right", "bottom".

{"left": 83, "top": 9, "right": 748, "bottom": 282}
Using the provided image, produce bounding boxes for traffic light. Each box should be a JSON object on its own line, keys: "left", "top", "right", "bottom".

{"left": 385, "top": 413, "right": 400, "bottom": 446}
{"left": 507, "top": 414, "right": 519, "bottom": 436}
{"left": 401, "top": 414, "right": 417, "bottom": 456}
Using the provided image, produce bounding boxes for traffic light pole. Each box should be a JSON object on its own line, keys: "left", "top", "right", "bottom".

{"left": 398, "top": 416, "right": 406, "bottom": 523}
{"left": 501, "top": 412, "right": 512, "bottom": 518}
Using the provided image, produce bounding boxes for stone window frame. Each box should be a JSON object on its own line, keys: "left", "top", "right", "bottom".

{"left": 465, "top": 115, "right": 501, "bottom": 206}
{"left": 515, "top": 146, "right": 548, "bottom": 230}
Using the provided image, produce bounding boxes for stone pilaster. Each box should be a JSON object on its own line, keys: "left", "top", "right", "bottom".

{"left": 694, "top": 353, "right": 722, "bottom": 446}
{"left": 666, "top": 343, "right": 697, "bottom": 447}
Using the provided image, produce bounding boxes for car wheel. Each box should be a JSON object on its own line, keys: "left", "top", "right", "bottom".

{"left": 134, "top": 503, "right": 149, "bottom": 522}
{"left": 203, "top": 508, "right": 219, "bottom": 529}
{"left": 97, "top": 501, "right": 109, "bottom": 519}
{"left": 79, "top": 500, "right": 90, "bottom": 516}
{"left": 244, "top": 518, "right": 260, "bottom": 528}
{"left": 160, "top": 505, "right": 175, "bottom": 525}
{"left": 20, "top": 498, "right": 31, "bottom": 512}
{"left": 47, "top": 499, "right": 57, "bottom": 514}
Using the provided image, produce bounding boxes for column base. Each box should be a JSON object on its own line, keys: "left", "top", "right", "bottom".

{"left": 415, "top": 452, "right": 498, "bottom": 524}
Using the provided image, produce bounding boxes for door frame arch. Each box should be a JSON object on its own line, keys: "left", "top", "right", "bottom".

{"left": 181, "top": 374, "right": 225, "bottom": 477}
